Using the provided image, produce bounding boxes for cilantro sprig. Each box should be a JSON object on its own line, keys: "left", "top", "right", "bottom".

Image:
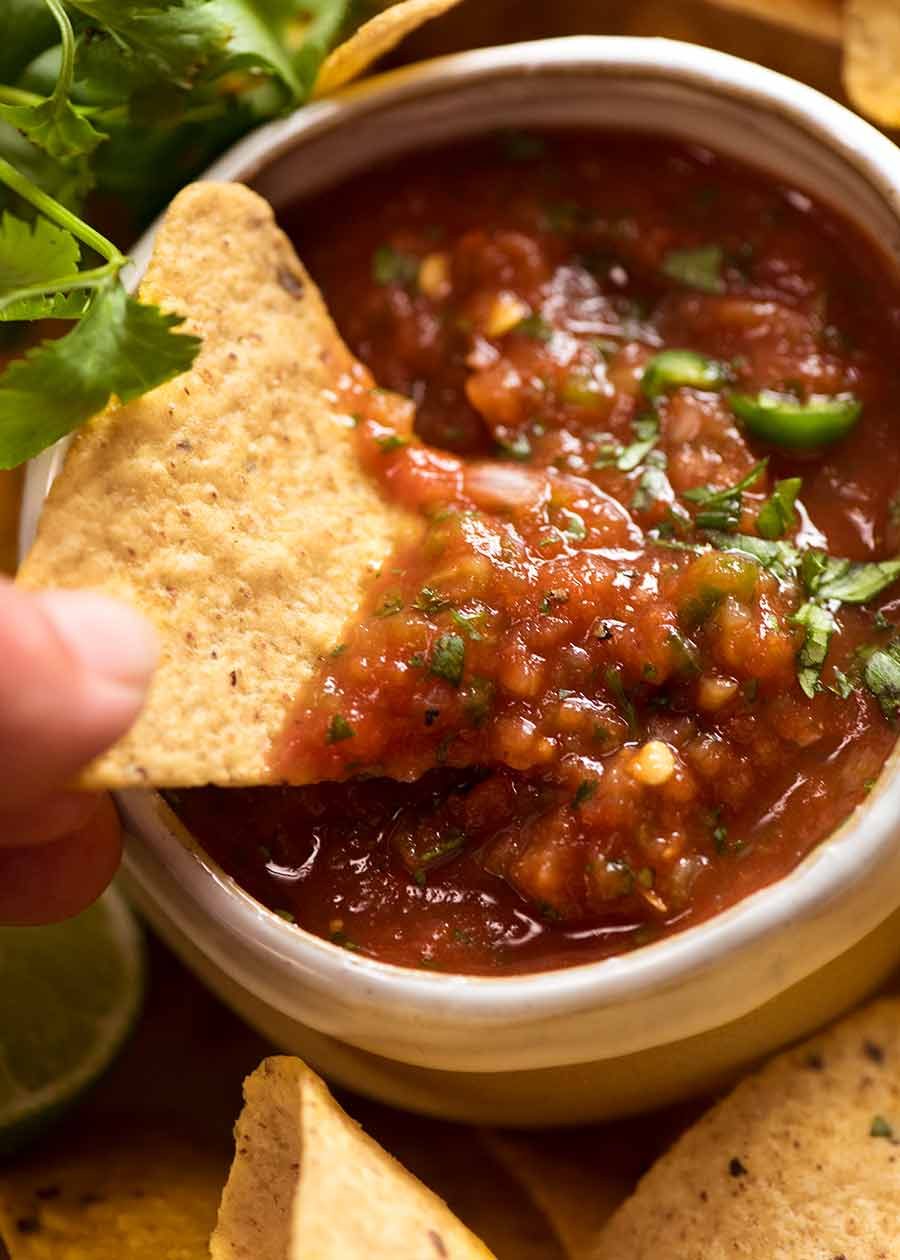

{"left": 0, "top": 155, "right": 199, "bottom": 466}
{"left": 0, "top": 0, "right": 389, "bottom": 467}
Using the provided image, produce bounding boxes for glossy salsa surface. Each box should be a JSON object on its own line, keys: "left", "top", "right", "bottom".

{"left": 174, "top": 133, "right": 900, "bottom": 974}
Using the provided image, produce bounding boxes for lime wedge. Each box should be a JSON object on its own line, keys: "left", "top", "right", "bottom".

{"left": 0, "top": 889, "right": 144, "bottom": 1155}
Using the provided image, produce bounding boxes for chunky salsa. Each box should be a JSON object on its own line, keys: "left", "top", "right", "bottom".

{"left": 173, "top": 133, "right": 900, "bottom": 974}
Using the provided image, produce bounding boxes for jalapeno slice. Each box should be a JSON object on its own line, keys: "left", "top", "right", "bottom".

{"left": 729, "top": 390, "right": 861, "bottom": 448}
{"left": 641, "top": 350, "right": 728, "bottom": 400}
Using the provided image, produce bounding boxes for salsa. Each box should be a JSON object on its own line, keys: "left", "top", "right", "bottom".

{"left": 174, "top": 133, "right": 900, "bottom": 975}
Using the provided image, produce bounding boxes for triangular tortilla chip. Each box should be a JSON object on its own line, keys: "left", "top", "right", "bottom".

{"left": 0, "top": 1128, "right": 226, "bottom": 1259}
{"left": 210, "top": 1057, "right": 495, "bottom": 1260}
{"left": 844, "top": 0, "right": 900, "bottom": 126}
{"left": 594, "top": 997, "right": 900, "bottom": 1259}
{"left": 17, "top": 182, "right": 417, "bottom": 789}
{"left": 313, "top": 0, "right": 462, "bottom": 98}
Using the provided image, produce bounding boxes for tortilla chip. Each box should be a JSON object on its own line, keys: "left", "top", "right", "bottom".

{"left": 844, "top": 0, "right": 900, "bottom": 125}
{"left": 0, "top": 1129, "right": 226, "bottom": 1259}
{"left": 594, "top": 997, "right": 900, "bottom": 1259}
{"left": 702, "top": 0, "right": 841, "bottom": 40}
{"left": 17, "top": 182, "right": 417, "bottom": 789}
{"left": 210, "top": 1056, "right": 495, "bottom": 1260}
{"left": 313, "top": 0, "right": 462, "bottom": 98}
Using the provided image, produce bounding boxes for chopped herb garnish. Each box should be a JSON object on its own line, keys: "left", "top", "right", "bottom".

{"left": 372, "top": 244, "right": 419, "bottom": 288}
{"left": 863, "top": 636, "right": 900, "bottom": 721}
{"left": 540, "top": 588, "right": 570, "bottom": 613}
{"left": 375, "top": 432, "right": 410, "bottom": 453}
{"left": 329, "top": 643, "right": 347, "bottom": 658}
{"left": 792, "top": 602, "right": 837, "bottom": 699}
{"left": 414, "top": 586, "right": 451, "bottom": 615}
{"left": 637, "top": 866, "right": 655, "bottom": 888}
{"left": 802, "top": 553, "right": 900, "bottom": 605}
{"left": 641, "top": 350, "right": 728, "bottom": 400}
{"left": 330, "top": 930, "right": 361, "bottom": 952}
{"left": 605, "top": 666, "right": 638, "bottom": 735}
{"left": 613, "top": 414, "right": 660, "bottom": 472}
{"left": 573, "top": 779, "right": 597, "bottom": 809}
{"left": 461, "top": 676, "right": 495, "bottom": 726}
{"left": 830, "top": 668, "right": 855, "bottom": 700}
{"left": 559, "top": 509, "right": 587, "bottom": 540}
{"left": 703, "top": 531, "right": 800, "bottom": 581}
{"left": 451, "top": 607, "right": 487, "bottom": 639}
{"left": 514, "top": 312, "right": 553, "bottom": 341}
{"left": 757, "top": 477, "right": 802, "bottom": 540}
{"left": 660, "top": 244, "right": 725, "bottom": 294}
{"left": 730, "top": 390, "right": 862, "bottom": 449}
{"left": 417, "top": 831, "right": 467, "bottom": 873}
{"left": 374, "top": 592, "right": 404, "bottom": 619}
{"left": 871, "top": 1115, "right": 896, "bottom": 1140}
{"left": 274, "top": 908, "right": 295, "bottom": 923}
{"left": 497, "top": 433, "right": 532, "bottom": 461}
{"left": 430, "top": 633, "right": 465, "bottom": 687}
{"left": 325, "top": 714, "right": 355, "bottom": 744}
{"left": 684, "top": 459, "right": 768, "bottom": 532}
{"left": 713, "top": 823, "right": 729, "bottom": 854}
{"left": 632, "top": 451, "right": 675, "bottom": 512}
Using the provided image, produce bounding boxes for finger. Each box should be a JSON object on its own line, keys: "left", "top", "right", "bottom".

{"left": 0, "top": 582, "right": 157, "bottom": 815}
{"left": 0, "top": 796, "right": 123, "bottom": 926}
{"left": 0, "top": 790, "right": 98, "bottom": 846}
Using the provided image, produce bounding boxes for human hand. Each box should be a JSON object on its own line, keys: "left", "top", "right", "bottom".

{"left": 0, "top": 580, "right": 157, "bottom": 925}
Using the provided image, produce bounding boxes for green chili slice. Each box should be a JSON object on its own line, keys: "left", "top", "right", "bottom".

{"left": 641, "top": 350, "right": 728, "bottom": 400}
{"left": 729, "top": 390, "right": 861, "bottom": 449}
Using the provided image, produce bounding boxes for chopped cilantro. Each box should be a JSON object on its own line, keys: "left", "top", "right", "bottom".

{"left": 830, "top": 668, "right": 855, "bottom": 699}
{"left": 514, "top": 312, "right": 553, "bottom": 341}
{"left": 605, "top": 666, "right": 637, "bottom": 736}
{"left": 274, "top": 908, "right": 295, "bottom": 923}
{"left": 573, "top": 779, "right": 597, "bottom": 809}
{"left": 792, "top": 602, "right": 837, "bottom": 699}
{"left": 430, "top": 633, "right": 465, "bottom": 687}
{"left": 660, "top": 244, "right": 725, "bottom": 294}
{"left": 558, "top": 508, "right": 587, "bottom": 540}
{"left": 863, "top": 636, "right": 900, "bottom": 721}
{"left": 375, "top": 432, "right": 410, "bottom": 453}
{"left": 461, "top": 676, "right": 494, "bottom": 726}
{"left": 803, "top": 554, "right": 900, "bottom": 605}
{"left": 372, "top": 244, "right": 419, "bottom": 288}
{"left": 713, "top": 823, "right": 729, "bottom": 854}
{"left": 632, "top": 451, "right": 675, "bottom": 513}
{"left": 374, "top": 592, "right": 404, "bottom": 619}
{"left": 757, "top": 477, "right": 802, "bottom": 540}
{"left": 610, "top": 414, "right": 660, "bottom": 472}
{"left": 497, "top": 433, "right": 532, "bottom": 461}
{"left": 451, "top": 607, "right": 487, "bottom": 639}
{"left": 414, "top": 586, "right": 451, "bottom": 615}
{"left": 325, "top": 714, "right": 355, "bottom": 745}
{"left": 683, "top": 459, "right": 768, "bottom": 532}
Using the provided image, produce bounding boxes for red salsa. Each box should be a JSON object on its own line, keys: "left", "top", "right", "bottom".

{"left": 173, "top": 133, "right": 900, "bottom": 974}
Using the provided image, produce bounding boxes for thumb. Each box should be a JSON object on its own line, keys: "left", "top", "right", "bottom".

{"left": 0, "top": 581, "right": 158, "bottom": 810}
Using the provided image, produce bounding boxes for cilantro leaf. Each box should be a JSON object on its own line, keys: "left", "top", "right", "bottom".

{"left": 807, "top": 555, "right": 900, "bottom": 605}
{"left": 792, "top": 601, "right": 836, "bottom": 698}
{"left": 660, "top": 244, "right": 725, "bottom": 294}
{"left": 68, "top": 1, "right": 231, "bottom": 88}
{"left": 0, "top": 207, "right": 78, "bottom": 290}
{"left": 757, "top": 476, "right": 801, "bottom": 540}
{"left": 614, "top": 414, "right": 659, "bottom": 472}
{"left": 0, "top": 96, "right": 105, "bottom": 161}
{"left": 430, "top": 632, "right": 465, "bottom": 687}
{"left": 0, "top": 279, "right": 200, "bottom": 468}
{"left": 703, "top": 530, "right": 800, "bottom": 581}
{"left": 864, "top": 637, "right": 900, "bottom": 722}
{"left": 683, "top": 458, "right": 768, "bottom": 531}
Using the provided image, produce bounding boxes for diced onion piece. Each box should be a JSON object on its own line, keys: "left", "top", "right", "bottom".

{"left": 486, "top": 292, "right": 531, "bottom": 338}
{"left": 697, "top": 673, "right": 739, "bottom": 711}
{"left": 628, "top": 739, "right": 676, "bottom": 786}
{"left": 418, "top": 252, "right": 451, "bottom": 300}
{"left": 464, "top": 461, "right": 546, "bottom": 510}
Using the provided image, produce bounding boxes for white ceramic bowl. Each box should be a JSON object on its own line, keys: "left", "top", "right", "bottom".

{"left": 22, "top": 36, "right": 900, "bottom": 1125}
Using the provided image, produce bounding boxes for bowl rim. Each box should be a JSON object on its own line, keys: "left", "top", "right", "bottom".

{"left": 25, "top": 34, "right": 900, "bottom": 1051}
